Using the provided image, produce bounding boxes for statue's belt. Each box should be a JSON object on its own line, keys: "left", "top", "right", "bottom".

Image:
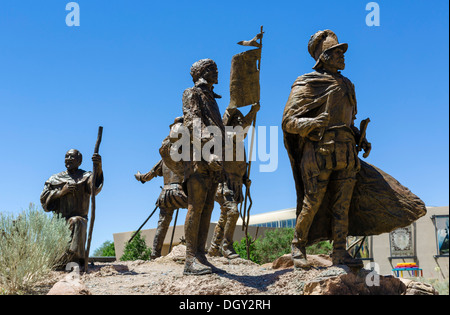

{"left": 162, "top": 183, "right": 183, "bottom": 190}
{"left": 319, "top": 126, "right": 355, "bottom": 145}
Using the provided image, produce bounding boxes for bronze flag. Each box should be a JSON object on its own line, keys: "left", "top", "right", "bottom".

{"left": 229, "top": 48, "right": 261, "bottom": 108}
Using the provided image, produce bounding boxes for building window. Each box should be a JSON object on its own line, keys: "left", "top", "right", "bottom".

{"left": 433, "top": 215, "right": 449, "bottom": 257}
{"left": 389, "top": 224, "right": 416, "bottom": 258}
{"left": 286, "top": 219, "right": 295, "bottom": 228}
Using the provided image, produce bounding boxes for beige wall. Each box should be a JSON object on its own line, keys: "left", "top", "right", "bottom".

{"left": 372, "top": 206, "right": 449, "bottom": 280}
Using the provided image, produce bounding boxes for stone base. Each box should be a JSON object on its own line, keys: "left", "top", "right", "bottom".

{"left": 302, "top": 265, "right": 438, "bottom": 295}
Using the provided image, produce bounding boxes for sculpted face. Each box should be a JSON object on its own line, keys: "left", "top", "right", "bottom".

{"left": 322, "top": 47, "right": 346, "bottom": 72}
{"left": 65, "top": 149, "right": 82, "bottom": 171}
{"left": 202, "top": 64, "right": 219, "bottom": 85}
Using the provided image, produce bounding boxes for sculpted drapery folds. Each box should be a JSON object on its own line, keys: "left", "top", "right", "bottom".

{"left": 282, "top": 30, "right": 426, "bottom": 268}
{"left": 40, "top": 149, "right": 103, "bottom": 268}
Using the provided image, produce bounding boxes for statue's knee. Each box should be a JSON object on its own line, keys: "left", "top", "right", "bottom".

{"left": 67, "top": 216, "right": 87, "bottom": 228}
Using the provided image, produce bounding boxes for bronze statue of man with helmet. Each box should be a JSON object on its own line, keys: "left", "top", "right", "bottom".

{"left": 282, "top": 30, "right": 371, "bottom": 268}
{"left": 282, "top": 29, "right": 427, "bottom": 269}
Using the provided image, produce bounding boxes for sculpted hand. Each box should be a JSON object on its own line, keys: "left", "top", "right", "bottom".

{"left": 135, "top": 171, "right": 148, "bottom": 183}
{"left": 360, "top": 138, "right": 372, "bottom": 158}
{"left": 92, "top": 153, "right": 102, "bottom": 166}
{"left": 135, "top": 171, "right": 143, "bottom": 182}
{"left": 251, "top": 103, "right": 261, "bottom": 113}
{"left": 313, "top": 112, "right": 330, "bottom": 129}
{"left": 60, "top": 183, "right": 76, "bottom": 196}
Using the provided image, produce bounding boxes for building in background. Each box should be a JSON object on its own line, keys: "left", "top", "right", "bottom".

{"left": 237, "top": 206, "right": 449, "bottom": 280}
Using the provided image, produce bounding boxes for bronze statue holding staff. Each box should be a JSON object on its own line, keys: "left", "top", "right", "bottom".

{"left": 40, "top": 148, "right": 103, "bottom": 271}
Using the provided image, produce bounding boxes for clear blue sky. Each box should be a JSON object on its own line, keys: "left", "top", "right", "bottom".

{"left": 1, "top": 0, "right": 448, "bottom": 252}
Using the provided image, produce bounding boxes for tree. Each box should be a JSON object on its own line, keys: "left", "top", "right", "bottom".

{"left": 255, "top": 228, "right": 294, "bottom": 264}
{"left": 93, "top": 240, "right": 115, "bottom": 257}
{"left": 233, "top": 235, "right": 260, "bottom": 264}
{"left": 120, "top": 231, "right": 151, "bottom": 261}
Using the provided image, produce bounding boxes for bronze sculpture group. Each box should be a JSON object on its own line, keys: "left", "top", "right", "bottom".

{"left": 39, "top": 29, "right": 427, "bottom": 276}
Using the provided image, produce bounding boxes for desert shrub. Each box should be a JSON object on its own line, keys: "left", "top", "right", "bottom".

{"left": 233, "top": 235, "right": 260, "bottom": 264}
{"left": 120, "top": 231, "right": 151, "bottom": 261}
{"left": 233, "top": 228, "right": 333, "bottom": 265}
{"left": 306, "top": 241, "right": 333, "bottom": 255}
{"left": 255, "top": 228, "right": 295, "bottom": 264}
{"left": 93, "top": 240, "right": 116, "bottom": 257}
{"left": 0, "top": 204, "right": 71, "bottom": 294}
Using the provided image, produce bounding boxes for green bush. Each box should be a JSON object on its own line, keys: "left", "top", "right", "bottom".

{"left": 233, "top": 228, "right": 333, "bottom": 265}
{"left": 233, "top": 235, "right": 260, "bottom": 264}
{"left": 93, "top": 240, "right": 116, "bottom": 257}
{"left": 0, "top": 204, "right": 71, "bottom": 294}
{"left": 306, "top": 241, "right": 333, "bottom": 255}
{"left": 256, "top": 228, "right": 295, "bottom": 264}
{"left": 120, "top": 231, "right": 151, "bottom": 261}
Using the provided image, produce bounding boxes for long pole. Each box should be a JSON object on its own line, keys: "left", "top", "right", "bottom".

{"left": 168, "top": 208, "right": 180, "bottom": 253}
{"left": 241, "top": 25, "right": 263, "bottom": 260}
{"left": 85, "top": 126, "right": 103, "bottom": 273}
{"left": 128, "top": 206, "right": 159, "bottom": 244}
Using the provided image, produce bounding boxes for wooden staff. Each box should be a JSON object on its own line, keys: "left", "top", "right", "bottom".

{"left": 128, "top": 205, "right": 159, "bottom": 244}
{"left": 85, "top": 126, "right": 103, "bottom": 273}
{"left": 168, "top": 208, "right": 180, "bottom": 253}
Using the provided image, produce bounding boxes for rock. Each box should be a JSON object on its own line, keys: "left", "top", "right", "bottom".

{"left": 400, "top": 278, "right": 439, "bottom": 295}
{"left": 303, "top": 267, "right": 407, "bottom": 295}
{"left": 272, "top": 254, "right": 293, "bottom": 269}
{"left": 97, "top": 264, "right": 130, "bottom": 276}
{"left": 272, "top": 254, "right": 332, "bottom": 269}
{"left": 47, "top": 271, "right": 91, "bottom": 295}
{"left": 155, "top": 244, "right": 186, "bottom": 264}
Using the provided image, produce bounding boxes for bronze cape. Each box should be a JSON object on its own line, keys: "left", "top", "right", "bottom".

{"left": 282, "top": 71, "right": 427, "bottom": 246}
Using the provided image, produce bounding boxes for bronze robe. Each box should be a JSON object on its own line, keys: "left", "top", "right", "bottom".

{"left": 40, "top": 169, "right": 103, "bottom": 260}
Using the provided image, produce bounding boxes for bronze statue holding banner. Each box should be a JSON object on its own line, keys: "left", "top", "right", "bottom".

{"left": 282, "top": 30, "right": 427, "bottom": 268}
{"left": 208, "top": 27, "right": 263, "bottom": 260}
{"left": 208, "top": 104, "right": 259, "bottom": 259}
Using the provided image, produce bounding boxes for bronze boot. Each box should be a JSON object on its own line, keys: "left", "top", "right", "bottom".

{"left": 221, "top": 242, "right": 239, "bottom": 260}
{"left": 183, "top": 256, "right": 212, "bottom": 275}
{"left": 332, "top": 249, "right": 363, "bottom": 268}
{"left": 207, "top": 245, "right": 221, "bottom": 257}
{"left": 292, "top": 244, "right": 311, "bottom": 269}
